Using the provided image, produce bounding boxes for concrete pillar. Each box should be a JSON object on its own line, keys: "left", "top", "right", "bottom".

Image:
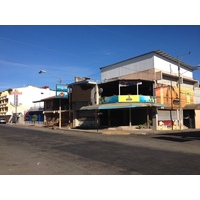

{"left": 123, "top": 109, "right": 126, "bottom": 125}
{"left": 95, "top": 84, "right": 99, "bottom": 105}
{"left": 44, "top": 113, "right": 47, "bottom": 125}
{"left": 129, "top": 108, "right": 132, "bottom": 126}
{"left": 108, "top": 110, "right": 111, "bottom": 127}
{"left": 152, "top": 108, "right": 158, "bottom": 131}
{"left": 147, "top": 108, "right": 149, "bottom": 128}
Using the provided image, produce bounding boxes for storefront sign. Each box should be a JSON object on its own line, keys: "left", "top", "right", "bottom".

{"left": 56, "top": 91, "right": 68, "bottom": 98}
{"left": 119, "top": 95, "right": 139, "bottom": 102}
{"left": 56, "top": 84, "right": 68, "bottom": 98}
{"left": 11, "top": 91, "right": 22, "bottom": 95}
{"left": 139, "top": 95, "right": 156, "bottom": 103}
{"left": 119, "top": 95, "right": 156, "bottom": 103}
{"left": 104, "top": 95, "right": 118, "bottom": 103}
{"left": 102, "top": 95, "right": 156, "bottom": 103}
{"left": 11, "top": 90, "right": 22, "bottom": 106}
{"left": 186, "top": 92, "right": 191, "bottom": 104}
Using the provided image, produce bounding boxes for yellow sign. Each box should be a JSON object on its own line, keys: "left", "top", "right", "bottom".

{"left": 119, "top": 95, "right": 139, "bottom": 102}
{"left": 186, "top": 92, "right": 191, "bottom": 104}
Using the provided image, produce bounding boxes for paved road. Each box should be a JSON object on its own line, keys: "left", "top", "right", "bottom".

{"left": 1, "top": 124, "right": 200, "bottom": 175}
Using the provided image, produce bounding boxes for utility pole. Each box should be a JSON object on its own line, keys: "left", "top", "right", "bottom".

{"left": 59, "top": 98, "right": 61, "bottom": 129}
{"left": 178, "top": 57, "right": 182, "bottom": 130}
{"left": 177, "top": 52, "right": 191, "bottom": 130}
{"left": 68, "top": 87, "right": 72, "bottom": 129}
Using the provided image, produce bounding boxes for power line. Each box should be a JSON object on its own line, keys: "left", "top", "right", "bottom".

{"left": 91, "top": 25, "right": 169, "bottom": 50}
{"left": 0, "top": 35, "right": 88, "bottom": 60}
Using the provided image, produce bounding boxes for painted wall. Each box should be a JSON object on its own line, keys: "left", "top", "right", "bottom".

{"left": 155, "top": 84, "right": 194, "bottom": 109}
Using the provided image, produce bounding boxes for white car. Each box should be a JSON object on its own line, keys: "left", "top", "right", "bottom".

{"left": 0, "top": 118, "right": 6, "bottom": 124}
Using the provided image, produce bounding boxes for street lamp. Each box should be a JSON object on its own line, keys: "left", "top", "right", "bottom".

{"left": 38, "top": 70, "right": 47, "bottom": 74}
{"left": 39, "top": 70, "right": 62, "bottom": 83}
{"left": 194, "top": 64, "right": 200, "bottom": 70}
{"left": 68, "top": 87, "right": 72, "bottom": 129}
{"left": 177, "top": 52, "right": 191, "bottom": 130}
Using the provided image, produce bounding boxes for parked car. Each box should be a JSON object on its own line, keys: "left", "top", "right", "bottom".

{"left": 0, "top": 118, "right": 6, "bottom": 124}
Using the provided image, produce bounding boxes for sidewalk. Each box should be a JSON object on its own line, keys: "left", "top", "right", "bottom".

{"left": 11, "top": 122, "right": 200, "bottom": 135}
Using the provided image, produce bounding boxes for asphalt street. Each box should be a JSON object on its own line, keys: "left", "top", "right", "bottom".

{"left": 0, "top": 124, "right": 200, "bottom": 175}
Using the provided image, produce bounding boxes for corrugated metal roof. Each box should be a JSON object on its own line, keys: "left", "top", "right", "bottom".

{"left": 100, "top": 50, "right": 196, "bottom": 71}
{"left": 154, "top": 50, "right": 194, "bottom": 70}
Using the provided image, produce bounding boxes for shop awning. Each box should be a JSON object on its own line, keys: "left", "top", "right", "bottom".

{"left": 184, "top": 104, "right": 200, "bottom": 110}
{"left": 80, "top": 102, "right": 165, "bottom": 110}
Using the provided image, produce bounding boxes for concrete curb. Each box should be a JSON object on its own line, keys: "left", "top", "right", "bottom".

{"left": 8, "top": 123, "right": 200, "bottom": 136}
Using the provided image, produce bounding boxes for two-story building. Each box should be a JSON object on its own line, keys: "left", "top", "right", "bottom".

{"left": 80, "top": 50, "right": 199, "bottom": 130}
{"left": 39, "top": 77, "right": 98, "bottom": 128}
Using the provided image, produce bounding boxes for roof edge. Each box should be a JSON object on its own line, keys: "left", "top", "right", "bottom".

{"left": 100, "top": 50, "right": 196, "bottom": 71}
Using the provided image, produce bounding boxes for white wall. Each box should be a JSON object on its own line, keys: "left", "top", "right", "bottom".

{"left": 101, "top": 53, "right": 154, "bottom": 81}
{"left": 16, "top": 85, "right": 55, "bottom": 107}
{"left": 154, "top": 55, "right": 193, "bottom": 78}
{"left": 8, "top": 85, "right": 55, "bottom": 115}
{"left": 194, "top": 88, "right": 200, "bottom": 104}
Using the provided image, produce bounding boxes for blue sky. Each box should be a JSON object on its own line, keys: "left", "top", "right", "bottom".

{"left": 0, "top": 25, "right": 200, "bottom": 91}
{"left": 1, "top": 0, "right": 200, "bottom": 195}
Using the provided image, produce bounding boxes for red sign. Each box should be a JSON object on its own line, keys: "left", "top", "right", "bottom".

{"left": 11, "top": 91, "right": 22, "bottom": 95}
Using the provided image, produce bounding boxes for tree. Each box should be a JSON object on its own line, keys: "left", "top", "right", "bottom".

{"left": 32, "top": 114, "right": 38, "bottom": 124}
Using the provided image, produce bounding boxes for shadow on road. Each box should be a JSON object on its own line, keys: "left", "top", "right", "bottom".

{"left": 53, "top": 139, "right": 200, "bottom": 175}
{"left": 153, "top": 131, "right": 200, "bottom": 143}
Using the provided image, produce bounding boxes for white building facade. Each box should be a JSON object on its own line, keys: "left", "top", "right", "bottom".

{"left": 0, "top": 85, "right": 55, "bottom": 123}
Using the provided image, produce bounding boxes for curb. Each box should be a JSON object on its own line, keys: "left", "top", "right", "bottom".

{"left": 7, "top": 123, "right": 200, "bottom": 136}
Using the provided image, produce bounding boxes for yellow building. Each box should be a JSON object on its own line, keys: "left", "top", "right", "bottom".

{"left": 0, "top": 90, "right": 13, "bottom": 121}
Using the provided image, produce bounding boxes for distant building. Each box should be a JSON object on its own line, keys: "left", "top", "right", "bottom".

{"left": 0, "top": 85, "right": 55, "bottom": 123}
